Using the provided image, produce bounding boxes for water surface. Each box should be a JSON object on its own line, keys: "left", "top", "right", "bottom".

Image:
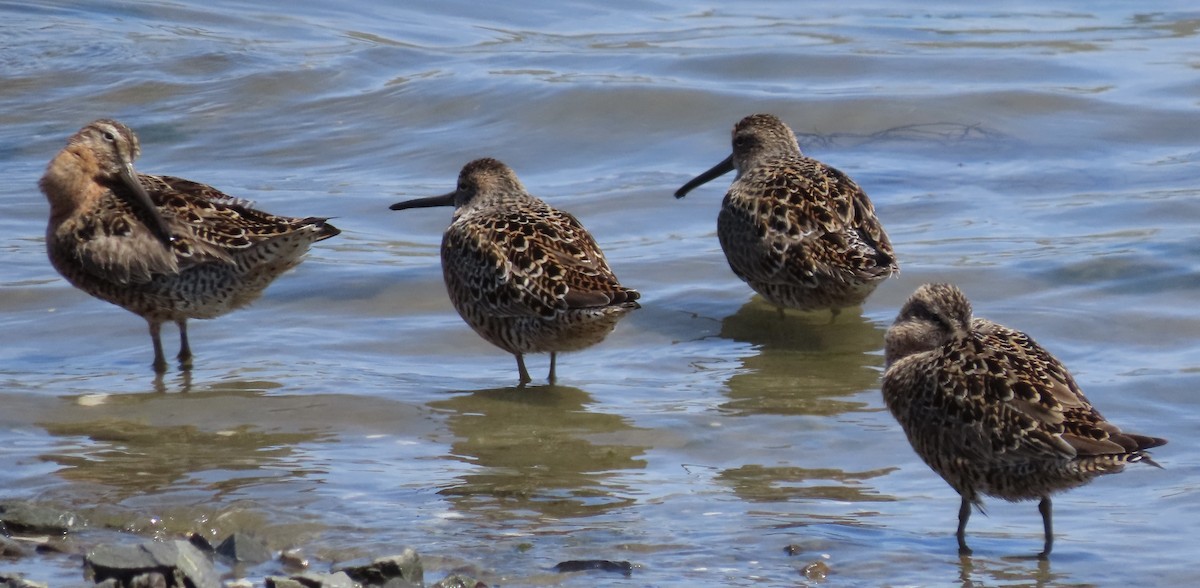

{"left": 1, "top": 1, "right": 1198, "bottom": 585}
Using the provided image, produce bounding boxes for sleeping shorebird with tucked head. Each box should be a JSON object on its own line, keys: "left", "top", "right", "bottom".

{"left": 390, "top": 158, "right": 640, "bottom": 386}
{"left": 675, "top": 113, "right": 897, "bottom": 316}
{"left": 40, "top": 119, "right": 339, "bottom": 372}
{"left": 882, "top": 283, "right": 1166, "bottom": 558}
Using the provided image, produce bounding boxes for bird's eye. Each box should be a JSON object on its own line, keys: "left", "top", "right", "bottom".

{"left": 102, "top": 131, "right": 116, "bottom": 142}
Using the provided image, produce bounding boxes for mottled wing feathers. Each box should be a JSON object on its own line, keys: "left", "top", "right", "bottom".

{"left": 442, "top": 219, "right": 546, "bottom": 319}
{"left": 147, "top": 175, "right": 256, "bottom": 209}
{"left": 887, "top": 345, "right": 1076, "bottom": 473}
{"left": 144, "top": 174, "right": 336, "bottom": 269}
{"left": 66, "top": 173, "right": 336, "bottom": 285}
{"left": 844, "top": 166, "right": 895, "bottom": 273}
{"left": 719, "top": 157, "right": 894, "bottom": 287}
{"left": 545, "top": 211, "right": 639, "bottom": 308}
{"left": 972, "top": 318, "right": 1163, "bottom": 461}
{"left": 442, "top": 206, "right": 636, "bottom": 320}
{"left": 893, "top": 316, "right": 1160, "bottom": 468}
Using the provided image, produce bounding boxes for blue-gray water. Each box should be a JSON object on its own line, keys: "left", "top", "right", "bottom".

{"left": 2, "top": 1, "right": 1198, "bottom": 585}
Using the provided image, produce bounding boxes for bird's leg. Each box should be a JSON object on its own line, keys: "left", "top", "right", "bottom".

{"left": 1037, "top": 496, "right": 1053, "bottom": 559}
{"left": 176, "top": 318, "right": 193, "bottom": 370}
{"left": 548, "top": 352, "right": 557, "bottom": 386}
{"left": 957, "top": 495, "right": 973, "bottom": 556}
{"left": 515, "top": 353, "right": 531, "bottom": 387}
{"left": 148, "top": 320, "right": 168, "bottom": 373}
{"left": 829, "top": 306, "right": 842, "bottom": 324}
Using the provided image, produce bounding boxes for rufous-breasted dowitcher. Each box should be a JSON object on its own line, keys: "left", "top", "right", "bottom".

{"left": 40, "top": 119, "right": 339, "bottom": 372}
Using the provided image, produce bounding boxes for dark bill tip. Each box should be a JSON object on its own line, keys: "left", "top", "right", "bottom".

{"left": 389, "top": 191, "right": 456, "bottom": 211}
{"left": 674, "top": 154, "right": 735, "bottom": 199}
{"left": 119, "top": 163, "right": 174, "bottom": 247}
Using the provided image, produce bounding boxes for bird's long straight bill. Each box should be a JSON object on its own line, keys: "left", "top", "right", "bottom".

{"left": 674, "top": 154, "right": 735, "bottom": 199}
{"left": 389, "top": 192, "right": 456, "bottom": 210}
{"left": 118, "top": 163, "right": 174, "bottom": 246}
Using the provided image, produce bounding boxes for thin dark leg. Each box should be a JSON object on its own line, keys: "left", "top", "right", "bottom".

{"left": 957, "top": 495, "right": 973, "bottom": 555}
{"left": 548, "top": 352, "right": 557, "bottom": 385}
{"left": 1038, "top": 496, "right": 1053, "bottom": 559}
{"left": 148, "top": 320, "right": 167, "bottom": 373}
{"left": 515, "top": 354, "right": 531, "bottom": 387}
{"left": 176, "top": 318, "right": 193, "bottom": 369}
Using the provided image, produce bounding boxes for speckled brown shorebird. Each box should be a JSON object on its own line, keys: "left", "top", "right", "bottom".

{"left": 674, "top": 113, "right": 897, "bottom": 316}
{"left": 882, "top": 283, "right": 1166, "bottom": 558}
{"left": 390, "top": 158, "right": 640, "bottom": 386}
{"left": 40, "top": 119, "right": 340, "bottom": 372}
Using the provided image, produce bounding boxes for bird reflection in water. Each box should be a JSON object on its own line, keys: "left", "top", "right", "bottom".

{"left": 39, "top": 397, "right": 323, "bottom": 498}
{"left": 429, "top": 385, "right": 649, "bottom": 523}
{"left": 957, "top": 553, "right": 1057, "bottom": 588}
{"left": 718, "top": 299, "right": 888, "bottom": 417}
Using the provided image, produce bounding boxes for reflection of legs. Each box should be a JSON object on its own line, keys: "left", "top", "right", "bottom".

{"left": 515, "top": 353, "right": 531, "bottom": 386}
{"left": 176, "top": 318, "right": 193, "bottom": 369}
{"left": 957, "top": 495, "right": 973, "bottom": 555}
{"left": 148, "top": 320, "right": 168, "bottom": 373}
{"left": 1038, "top": 496, "right": 1053, "bottom": 559}
{"left": 548, "top": 352, "right": 557, "bottom": 385}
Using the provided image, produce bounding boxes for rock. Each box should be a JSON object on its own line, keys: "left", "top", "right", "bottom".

{"left": 216, "top": 532, "right": 272, "bottom": 564}
{"left": 33, "top": 537, "right": 74, "bottom": 555}
{"left": 783, "top": 539, "right": 827, "bottom": 557}
{"left": 801, "top": 560, "right": 830, "bottom": 581}
{"left": 0, "top": 502, "right": 81, "bottom": 534}
{"left": 318, "top": 572, "right": 358, "bottom": 588}
{"left": 377, "top": 577, "right": 420, "bottom": 588}
{"left": 265, "top": 571, "right": 358, "bottom": 588}
{"left": 0, "top": 572, "right": 49, "bottom": 588}
{"left": 94, "top": 573, "right": 167, "bottom": 588}
{"left": 129, "top": 572, "right": 167, "bottom": 588}
{"left": 187, "top": 533, "right": 215, "bottom": 553}
{"left": 332, "top": 549, "right": 423, "bottom": 585}
{"left": 265, "top": 578, "right": 300, "bottom": 588}
{"left": 431, "top": 574, "right": 487, "bottom": 588}
{"left": 223, "top": 580, "right": 255, "bottom": 588}
{"left": 264, "top": 578, "right": 304, "bottom": 588}
{"left": 86, "top": 539, "right": 219, "bottom": 588}
{"left": 279, "top": 548, "right": 309, "bottom": 570}
{"left": 552, "top": 560, "right": 633, "bottom": 576}
{"left": 0, "top": 535, "right": 30, "bottom": 558}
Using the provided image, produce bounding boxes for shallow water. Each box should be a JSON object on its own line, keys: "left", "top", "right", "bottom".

{"left": 2, "top": 1, "right": 1198, "bottom": 585}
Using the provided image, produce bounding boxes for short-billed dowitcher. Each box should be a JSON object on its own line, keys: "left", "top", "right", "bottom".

{"left": 882, "top": 283, "right": 1166, "bottom": 557}
{"left": 390, "top": 158, "right": 640, "bottom": 386}
{"left": 674, "top": 113, "right": 897, "bottom": 316}
{"left": 40, "top": 119, "right": 339, "bottom": 372}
